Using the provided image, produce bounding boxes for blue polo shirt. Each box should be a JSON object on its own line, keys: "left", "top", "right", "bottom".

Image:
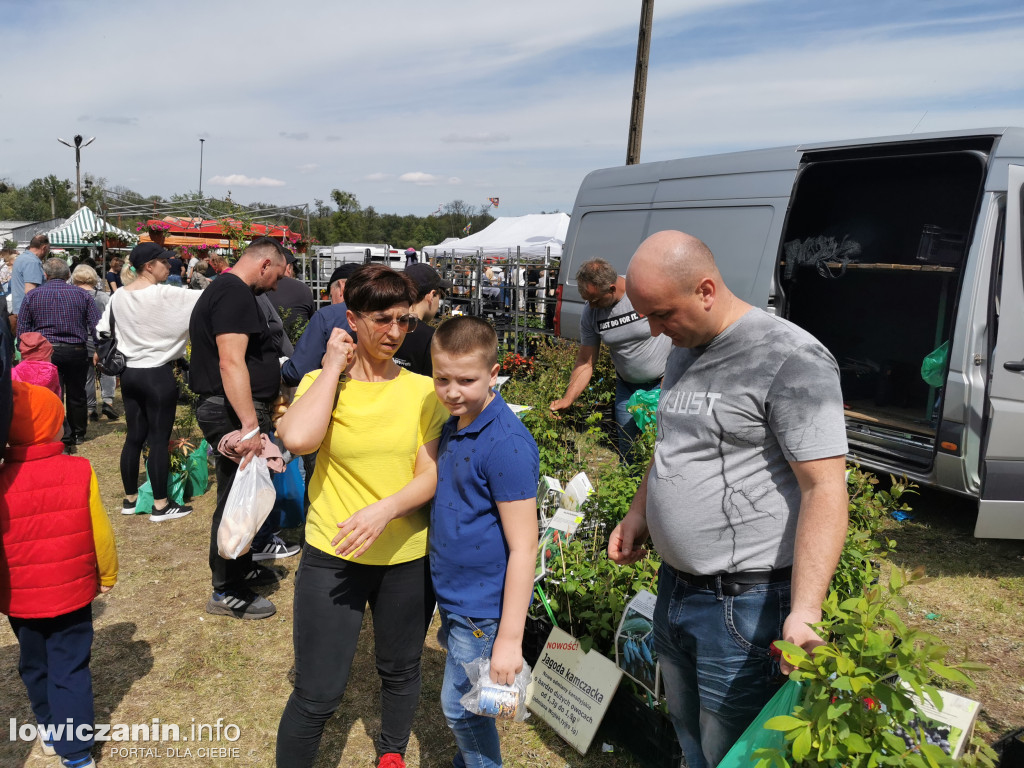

{"left": 430, "top": 392, "right": 539, "bottom": 618}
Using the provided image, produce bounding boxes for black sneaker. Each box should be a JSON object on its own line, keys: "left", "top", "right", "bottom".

{"left": 89, "top": 411, "right": 100, "bottom": 421}
{"left": 149, "top": 502, "right": 193, "bottom": 522}
{"left": 206, "top": 589, "right": 276, "bottom": 620}
{"left": 251, "top": 534, "right": 301, "bottom": 561}
{"left": 121, "top": 498, "right": 137, "bottom": 515}
{"left": 102, "top": 403, "right": 120, "bottom": 420}
{"left": 242, "top": 564, "right": 282, "bottom": 587}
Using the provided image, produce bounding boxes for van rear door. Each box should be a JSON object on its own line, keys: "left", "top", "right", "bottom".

{"left": 976, "top": 163, "right": 1024, "bottom": 538}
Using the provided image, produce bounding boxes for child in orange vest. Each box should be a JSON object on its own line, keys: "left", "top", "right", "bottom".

{"left": 0, "top": 381, "right": 118, "bottom": 768}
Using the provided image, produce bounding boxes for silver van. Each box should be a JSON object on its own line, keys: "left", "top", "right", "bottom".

{"left": 555, "top": 127, "right": 1024, "bottom": 539}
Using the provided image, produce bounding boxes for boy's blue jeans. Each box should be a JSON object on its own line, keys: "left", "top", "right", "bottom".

{"left": 653, "top": 564, "right": 788, "bottom": 768}
{"left": 438, "top": 609, "right": 503, "bottom": 768}
{"left": 9, "top": 604, "right": 95, "bottom": 762}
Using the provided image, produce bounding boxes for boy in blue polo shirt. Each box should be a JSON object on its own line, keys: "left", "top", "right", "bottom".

{"left": 430, "top": 316, "right": 539, "bottom": 768}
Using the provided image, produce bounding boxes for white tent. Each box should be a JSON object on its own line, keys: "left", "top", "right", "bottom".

{"left": 425, "top": 213, "right": 569, "bottom": 258}
{"left": 46, "top": 206, "right": 135, "bottom": 249}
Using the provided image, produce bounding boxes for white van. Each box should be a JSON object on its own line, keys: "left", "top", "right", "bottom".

{"left": 555, "top": 127, "right": 1024, "bottom": 539}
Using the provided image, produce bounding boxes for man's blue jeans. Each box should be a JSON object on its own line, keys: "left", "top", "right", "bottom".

{"left": 653, "top": 564, "right": 788, "bottom": 768}
{"left": 614, "top": 376, "right": 659, "bottom": 460}
{"left": 438, "top": 610, "right": 503, "bottom": 768}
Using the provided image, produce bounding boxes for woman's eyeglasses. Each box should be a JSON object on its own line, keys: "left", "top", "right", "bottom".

{"left": 356, "top": 312, "right": 418, "bottom": 332}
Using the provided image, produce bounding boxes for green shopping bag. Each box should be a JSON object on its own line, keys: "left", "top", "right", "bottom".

{"left": 186, "top": 439, "right": 210, "bottom": 498}
{"left": 627, "top": 387, "right": 661, "bottom": 430}
{"left": 134, "top": 471, "right": 188, "bottom": 514}
{"left": 921, "top": 340, "right": 949, "bottom": 387}
{"left": 718, "top": 680, "right": 805, "bottom": 768}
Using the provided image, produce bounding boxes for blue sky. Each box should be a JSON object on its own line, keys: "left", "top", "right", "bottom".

{"left": 2, "top": 0, "right": 1023, "bottom": 219}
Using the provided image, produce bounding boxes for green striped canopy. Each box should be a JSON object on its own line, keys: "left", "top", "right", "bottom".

{"left": 46, "top": 206, "right": 134, "bottom": 248}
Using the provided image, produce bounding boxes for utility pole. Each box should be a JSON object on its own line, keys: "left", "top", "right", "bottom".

{"left": 626, "top": 0, "right": 654, "bottom": 166}
{"left": 199, "top": 138, "right": 205, "bottom": 197}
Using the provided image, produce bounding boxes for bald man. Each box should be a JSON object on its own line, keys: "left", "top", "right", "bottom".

{"left": 608, "top": 230, "right": 849, "bottom": 768}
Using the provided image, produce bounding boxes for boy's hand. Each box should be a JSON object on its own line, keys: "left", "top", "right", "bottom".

{"left": 99, "top": 585, "right": 114, "bottom": 594}
{"left": 489, "top": 636, "right": 524, "bottom": 686}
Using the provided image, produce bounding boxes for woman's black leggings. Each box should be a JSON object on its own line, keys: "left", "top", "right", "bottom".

{"left": 276, "top": 548, "right": 434, "bottom": 767}
{"left": 120, "top": 364, "right": 178, "bottom": 499}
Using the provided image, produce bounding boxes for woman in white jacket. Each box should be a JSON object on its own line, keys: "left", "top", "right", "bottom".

{"left": 96, "top": 242, "right": 203, "bottom": 521}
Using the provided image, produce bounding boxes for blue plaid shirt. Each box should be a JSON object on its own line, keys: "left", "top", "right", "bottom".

{"left": 17, "top": 279, "right": 101, "bottom": 345}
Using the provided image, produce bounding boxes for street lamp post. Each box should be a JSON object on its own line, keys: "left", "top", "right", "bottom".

{"left": 57, "top": 134, "right": 95, "bottom": 209}
{"left": 199, "top": 138, "right": 205, "bottom": 197}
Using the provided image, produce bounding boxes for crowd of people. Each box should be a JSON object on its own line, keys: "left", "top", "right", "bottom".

{"left": 0, "top": 228, "right": 850, "bottom": 768}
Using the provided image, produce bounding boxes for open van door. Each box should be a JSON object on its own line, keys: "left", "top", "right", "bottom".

{"left": 976, "top": 164, "right": 1024, "bottom": 538}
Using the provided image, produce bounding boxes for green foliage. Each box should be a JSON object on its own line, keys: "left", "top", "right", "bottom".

{"left": 308, "top": 189, "right": 496, "bottom": 250}
{"left": 500, "top": 337, "right": 615, "bottom": 476}
{"left": 534, "top": 536, "right": 660, "bottom": 656}
{"left": 756, "top": 565, "right": 992, "bottom": 768}
{"left": 580, "top": 458, "right": 643, "bottom": 528}
{"left": 831, "top": 469, "right": 916, "bottom": 602}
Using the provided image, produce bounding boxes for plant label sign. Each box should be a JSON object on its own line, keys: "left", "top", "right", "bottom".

{"left": 615, "top": 589, "right": 661, "bottom": 698}
{"left": 526, "top": 627, "right": 623, "bottom": 754}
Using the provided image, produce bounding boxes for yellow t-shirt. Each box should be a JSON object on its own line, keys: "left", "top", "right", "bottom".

{"left": 296, "top": 367, "right": 449, "bottom": 565}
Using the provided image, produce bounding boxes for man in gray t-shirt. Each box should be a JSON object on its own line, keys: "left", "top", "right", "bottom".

{"left": 608, "top": 231, "right": 849, "bottom": 768}
{"left": 549, "top": 258, "right": 671, "bottom": 458}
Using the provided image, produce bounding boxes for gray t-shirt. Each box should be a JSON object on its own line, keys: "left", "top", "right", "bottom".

{"left": 646, "top": 308, "right": 848, "bottom": 575}
{"left": 580, "top": 292, "right": 672, "bottom": 383}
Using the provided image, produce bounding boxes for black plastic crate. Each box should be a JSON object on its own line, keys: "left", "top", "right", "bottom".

{"left": 598, "top": 686, "right": 683, "bottom": 768}
{"left": 522, "top": 615, "right": 553, "bottom": 668}
{"left": 996, "top": 726, "right": 1024, "bottom": 768}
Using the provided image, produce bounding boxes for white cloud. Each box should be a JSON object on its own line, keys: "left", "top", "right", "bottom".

{"left": 3, "top": 1, "right": 1023, "bottom": 217}
{"left": 399, "top": 172, "right": 442, "bottom": 185}
{"left": 208, "top": 174, "right": 286, "bottom": 188}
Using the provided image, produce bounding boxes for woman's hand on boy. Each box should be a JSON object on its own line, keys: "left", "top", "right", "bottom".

{"left": 332, "top": 500, "right": 394, "bottom": 558}
{"left": 489, "top": 637, "right": 524, "bottom": 686}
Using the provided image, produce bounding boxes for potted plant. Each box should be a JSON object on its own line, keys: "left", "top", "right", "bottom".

{"left": 83, "top": 229, "right": 135, "bottom": 249}
{"left": 135, "top": 220, "right": 172, "bottom": 244}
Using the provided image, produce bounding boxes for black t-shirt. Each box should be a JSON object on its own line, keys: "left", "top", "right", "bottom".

{"left": 168, "top": 257, "right": 184, "bottom": 278}
{"left": 393, "top": 322, "right": 435, "bottom": 377}
{"left": 188, "top": 273, "right": 281, "bottom": 400}
{"left": 265, "top": 276, "right": 315, "bottom": 339}
{"left": 106, "top": 270, "right": 123, "bottom": 290}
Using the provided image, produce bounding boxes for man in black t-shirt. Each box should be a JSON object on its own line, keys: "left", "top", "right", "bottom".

{"left": 393, "top": 263, "right": 450, "bottom": 376}
{"left": 264, "top": 251, "right": 315, "bottom": 343}
{"left": 189, "top": 237, "right": 288, "bottom": 620}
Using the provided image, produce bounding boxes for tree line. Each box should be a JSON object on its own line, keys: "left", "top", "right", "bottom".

{"left": 0, "top": 174, "right": 508, "bottom": 251}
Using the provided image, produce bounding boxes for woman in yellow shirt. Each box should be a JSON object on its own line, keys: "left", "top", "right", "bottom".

{"left": 274, "top": 265, "right": 448, "bottom": 768}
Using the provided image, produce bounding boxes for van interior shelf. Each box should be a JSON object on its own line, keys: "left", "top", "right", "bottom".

{"left": 780, "top": 261, "right": 956, "bottom": 273}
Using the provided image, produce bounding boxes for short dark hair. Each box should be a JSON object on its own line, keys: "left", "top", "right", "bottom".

{"left": 29, "top": 234, "right": 50, "bottom": 250}
{"left": 575, "top": 258, "right": 618, "bottom": 291}
{"left": 243, "top": 236, "right": 288, "bottom": 263}
{"left": 344, "top": 264, "right": 417, "bottom": 313}
{"left": 432, "top": 315, "right": 498, "bottom": 368}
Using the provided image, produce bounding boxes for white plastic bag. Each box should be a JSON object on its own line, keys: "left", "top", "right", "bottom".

{"left": 217, "top": 455, "right": 277, "bottom": 559}
{"left": 459, "top": 657, "right": 532, "bottom": 722}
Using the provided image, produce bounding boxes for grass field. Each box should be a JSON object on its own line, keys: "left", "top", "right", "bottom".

{"left": 2, "top": 400, "right": 1022, "bottom": 768}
